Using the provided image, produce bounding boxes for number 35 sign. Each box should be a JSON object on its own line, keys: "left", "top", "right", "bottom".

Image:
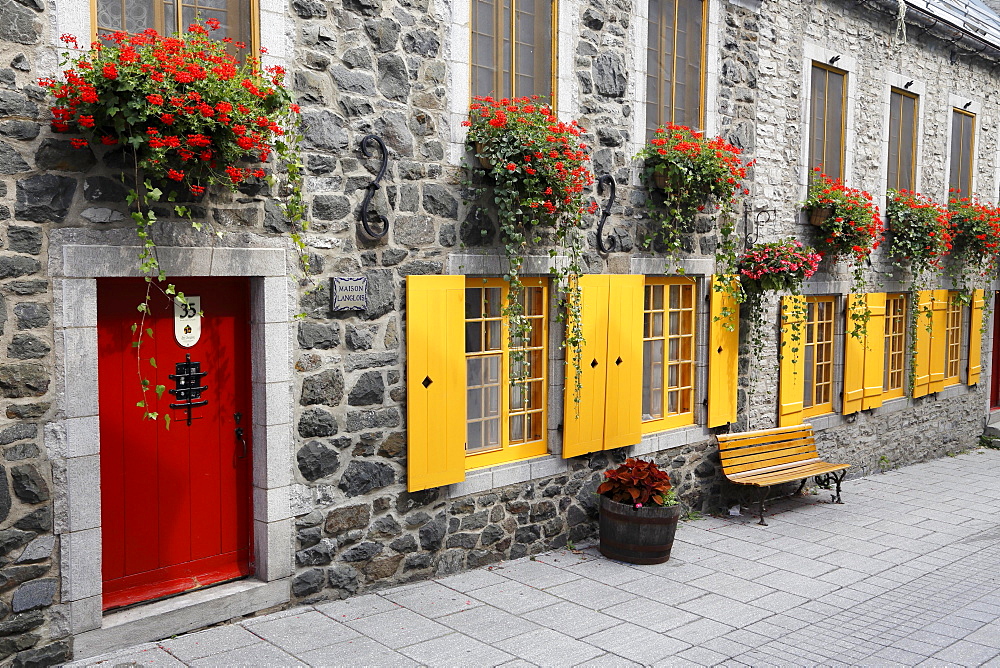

{"left": 174, "top": 296, "right": 202, "bottom": 348}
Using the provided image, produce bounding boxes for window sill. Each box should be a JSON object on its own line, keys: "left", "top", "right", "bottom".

{"left": 805, "top": 412, "right": 847, "bottom": 431}
{"left": 448, "top": 454, "right": 567, "bottom": 499}
{"left": 632, "top": 424, "right": 710, "bottom": 455}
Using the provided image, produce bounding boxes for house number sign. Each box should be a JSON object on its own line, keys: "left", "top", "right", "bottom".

{"left": 174, "top": 296, "right": 202, "bottom": 347}
{"left": 332, "top": 277, "right": 368, "bottom": 311}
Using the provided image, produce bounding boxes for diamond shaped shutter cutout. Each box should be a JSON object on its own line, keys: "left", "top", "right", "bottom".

{"left": 421, "top": 376, "right": 433, "bottom": 388}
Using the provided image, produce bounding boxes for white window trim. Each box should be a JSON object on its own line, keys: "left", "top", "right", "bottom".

{"left": 945, "top": 93, "right": 982, "bottom": 202}
{"left": 880, "top": 73, "right": 926, "bottom": 196}
{"left": 445, "top": 0, "right": 575, "bottom": 165}
{"left": 799, "top": 44, "right": 858, "bottom": 197}
{"left": 629, "top": 0, "right": 722, "bottom": 161}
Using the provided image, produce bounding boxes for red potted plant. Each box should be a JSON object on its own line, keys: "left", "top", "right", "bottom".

{"left": 597, "top": 458, "right": 680, "bottom": 564}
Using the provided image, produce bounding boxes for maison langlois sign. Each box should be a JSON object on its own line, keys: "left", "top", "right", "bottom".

{"left": 332, "top": 276, "right": 368, "bottom": 311}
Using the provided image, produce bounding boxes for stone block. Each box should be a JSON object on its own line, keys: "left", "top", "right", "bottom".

{"left": 255, "top": 519, "right": 293, "bottom": 581}
{"left": 63, "top": 415, "right": 100, "bottom": 459}
{"left": 11, "top": 578, "right": 55, "bottom": 612}
{"left": 60, "top": 528, "right": 102, "bottom": 602}
{"left": 252, "top": 381, "right": 293, "bottom": 427}
{"left": 61, "top": 327, "right": 98, "bottom": 417}
{"left": 15, "top": 534, "right": 54, "bottom": 563}
{"left": 60, "top": 454, "right": 99, "bottom": 531}
{"left": 251, "top": 276, "right": 292, "bottom": 324}
{"left": 252, "top": 321, "right": 292, "bottom": 384}
{"left": 252, "top": 485, "right": 292, "bottom": 523}
{"left": 252, "top": 422, "right": 293, "bottom": 489}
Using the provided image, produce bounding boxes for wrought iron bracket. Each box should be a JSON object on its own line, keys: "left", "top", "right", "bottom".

{"left": 742, "top": 201, "right": 775, "bottom": 249}
{"left": 595, "top": 174, "right": 618, "bottom": 253}
{"left": 359, "top": 134, "right": 389, "bottom": 239}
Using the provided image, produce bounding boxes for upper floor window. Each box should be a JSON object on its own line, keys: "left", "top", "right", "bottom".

{"left": 883, "top": 293, "right": 907, "bottom": 399}
{"left": 887, "top": 88, "right": 918, "bottom": 193}
{"left": 808, "top": 63, "right": 847, "bottom": 179}
{"left": 949, "top": 109, "right": 975, "bottom": 198}
{"left": 642, "top": 277, "right": 696, "bottom": 431}
{"left": 95, "top": 0, "right": 254, "bottom": 49}
{"left": 470, "top": 0, "right": 556, "bottom": 101}
{"left": 464, "top": 278, "right": 549, "bottom": 468}
{"left": 645, "top": 0, "right": 706, "bottom": 137}
{"left": 803, "top": 296, "right": 836, "bottom": 417}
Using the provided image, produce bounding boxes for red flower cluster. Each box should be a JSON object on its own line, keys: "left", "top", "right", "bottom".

{"left": 949, "top": 193, "right": 1000, "bottom": 266}
{"left": 637, "top": 124, "right": 752, "bottom": 216}
{"left": 465, "top": 95, "right": 597, "bottom": 222}
{"left": 886, "top": 190, "right": 953, "bottom": 270}
{"left": 40, "top": 21, "right": 298, "bottom": 197}
{"left": 736, "top": 239, "right": 822, "bottom": 293}
{"left": 805, "top": 169, "right": 883, "bottom": 264}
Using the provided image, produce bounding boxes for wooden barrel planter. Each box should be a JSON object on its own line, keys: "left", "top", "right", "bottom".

{"left": 598, "top": 495, "right": 681, "bottom": 564}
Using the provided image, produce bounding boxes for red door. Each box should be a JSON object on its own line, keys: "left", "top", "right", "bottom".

{"left": 98, "top": 277, "right": 253, "bottom": 610}
{"left": 992, "top": 292, "right": 1000, "bottom": 410}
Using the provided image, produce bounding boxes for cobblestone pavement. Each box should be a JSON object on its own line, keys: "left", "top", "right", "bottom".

{"left": 72, "top": 449, "right": 1000, "bottom": 667}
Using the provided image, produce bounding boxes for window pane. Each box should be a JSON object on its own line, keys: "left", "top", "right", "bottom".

{"left": 887, "top": 90, "right": 902, "bottom": 191}
{"left": 899, "top": 93, "right": 917, "bottom": 191}
{"left": 950, "top": 110, "right": 974, "bottom": 197}
{"left": 826, "top": 70, "right": 845, "bottom": 179}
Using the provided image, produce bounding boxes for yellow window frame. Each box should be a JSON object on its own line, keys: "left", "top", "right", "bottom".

{"left": 808, "top": 62, "right": 847, "bottom": 180}
{"left": 944, "top": 291, "right": 963, "bottom": 386}
{"left": 641, "top": 276, "right": 697, "bottom": 434}
{"left": 802, "top": 296, "right": 836, "bottom": 418}
{"left": 644, "top": 0, "right": 708, "bottom": 136}
{"left": 469, "top": 0, "right": 559, "bottom": 105}
{"left": 949, "top": 108, "right": 976, "bottom": 198}
{"left": 887, "top": 88, "right": 919, "bottom": 194}
{"left": 91, "top": 0, "right": 261, "bottom": 54}
{"left": 882, "top": 293, "right": 907, "bottom": 400}
{"left": 464, "top": 277, "right": 549, "bottom": 470}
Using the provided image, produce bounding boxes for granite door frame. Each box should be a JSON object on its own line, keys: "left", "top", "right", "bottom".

{"left": 47, "top": 230, "right": 295, "bottom": 656}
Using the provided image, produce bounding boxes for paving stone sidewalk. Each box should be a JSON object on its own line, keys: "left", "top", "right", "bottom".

{"left": 72, "top": 449, "right": 1000, "bottom": 667}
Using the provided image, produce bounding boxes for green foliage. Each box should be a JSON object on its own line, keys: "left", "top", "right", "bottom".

{"left": 465, "top": 96, "right": 595, "bottom": 409}
{"left": 598, "top": 458, "right": 677, "bottom": 507}
{"left": 635, "top": 124, "right": 750, "bottom": 255}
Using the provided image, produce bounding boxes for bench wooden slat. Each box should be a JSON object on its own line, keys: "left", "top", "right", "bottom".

{"left": 723, "top": 447, "right": 826, "bottom": 473}
{"left": 729, "top": 462, "right": 849, "bottom": 486}
{"left": 718, "top": 437, "right": 818, "bottom": 463}
{"left": 716, "top": 425, "right": 814, "bottom": 450}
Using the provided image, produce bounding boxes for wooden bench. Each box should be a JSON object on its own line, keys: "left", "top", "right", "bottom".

{"left": 716, "top": 424, "right": 850, "bottom": 525}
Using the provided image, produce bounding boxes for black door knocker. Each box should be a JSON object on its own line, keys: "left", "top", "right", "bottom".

{"left": 168, "top": 353, "right": 209, "bottom": 426}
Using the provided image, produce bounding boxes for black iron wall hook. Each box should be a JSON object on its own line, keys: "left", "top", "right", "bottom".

{"left": 359, "top": 134, "right": 389, "bottom": 239}
{"left": 742, "top": 201, "right": 775, "bottom": 250}
{"left": 595, "top": 174, "right": 617, "bottom": 253}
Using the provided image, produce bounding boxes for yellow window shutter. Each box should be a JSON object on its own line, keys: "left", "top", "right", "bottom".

{"left": 842, "top": 294, "right": 866, "bottom": 415}
{"left": 562, "top": 275, "right": 610, "bottom": 458}
{"left": 861, "top": 293, "right": 886, "bottom": 410}
{"left": 928, "top": 289, "right": 949, "bottom": 394}
{"left": 707, "top": 275, "right": 739, "bottom": 427}
{"left": 778, "top": 295, "right": 806, "bottom": 427}
{"left": 969, "top": 289, "right": 985, "bottom": 385}
{"left": 603, "top": 275, "right": 643, "bottom": 449}
{"left": 913, "top": 290, "right": 933, "bottom": 398}
{"left": 405, "top": 275, "right": 466, "bottom": 492}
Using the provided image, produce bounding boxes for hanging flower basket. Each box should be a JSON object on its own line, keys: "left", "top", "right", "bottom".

{"left": 634, "top": 124, "right": 750, "bottom": 254}
{"left": 474, "top": 141, "right": 493, "bottom": 170}
{"left": 808, "top": 206, "right": 834, "bottom": 227}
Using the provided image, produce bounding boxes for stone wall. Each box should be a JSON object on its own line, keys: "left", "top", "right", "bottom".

{"left": 0, "top": 0, "right": 994, "bottom": 660}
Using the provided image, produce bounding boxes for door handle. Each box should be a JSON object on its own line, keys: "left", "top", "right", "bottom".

{"left": 234, "top": 413, "right": 247, "bottom": 458}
